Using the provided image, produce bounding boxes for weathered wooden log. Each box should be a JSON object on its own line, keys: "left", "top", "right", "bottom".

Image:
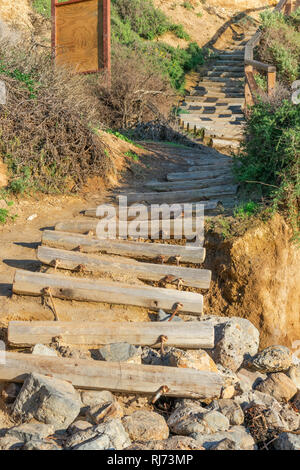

{"left": 8, "top": 320, "right": 215, "bottom": 349}
{"left": 167, "top": 169, "right": 231, "bottom": 182}
{"left": 83, "top": 200, "right": 219, "bottom": 219}
{"left": 42, "top": 230, "right": 206, "bottom": 264}
{"left": 120, "top": 185, "right": 238, "bottom": 204}
{"left": 13, "top": 270, "right": 204, "bottom": 314}
{"left": 0, "top": 352, "right": 224, "bottom": 399}
{"left": 144, "top": 176, "right": 234, "bottom": 192}
{"left": 55, "top": 217, "right": 205, "bottom": 240}
{"left": 37, "top": 246, "right": 211, "bottom": 289}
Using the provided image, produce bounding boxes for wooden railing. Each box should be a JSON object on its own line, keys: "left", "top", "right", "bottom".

{"left": 244, "top": 0, "right": 295, "bottom": 109}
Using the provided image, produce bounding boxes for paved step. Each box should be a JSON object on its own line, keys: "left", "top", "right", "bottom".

{"left": 197, "top": 81, "right": 244, "bottom": 90}
{"left": 191, "top": 91, "right": 244, "bottom": 99}
{"left": 212, "top": 66, "right": 244, "bottom": 72}
{"left": 212, "top": 138, "right": 240, "bottom": 149}
{"left": 184, "top": 96, "right": 244, "bottom": 104}
{"left": 204, "top": 71, "right": 244, "bottom": 78}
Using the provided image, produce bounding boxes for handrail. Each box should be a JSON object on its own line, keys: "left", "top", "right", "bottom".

{"left": 244, "top": 0, "right": 294, "bottom": 109}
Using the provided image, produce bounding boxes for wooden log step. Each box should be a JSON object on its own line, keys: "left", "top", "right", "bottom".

{"left": 167, "top": 168, "right": 231, "bottom": 182}
{"left": 42, "top": 230, "right": 207, "bottom": 263}
{"left": 83, "top": 199, "right": 219, "bottom": 219}
{"left": 37, "top": 246, "right": 211, "bottom": 289}
{"left": 0, "top": 352, "right": 224, "bottom": 399}
{"left": 119, "top": 186, "right": 238, "bottom": 205}
{"left": 8, "top": 320, "right": 215, "bottom": 349}
{"left": 55, "top": 218, "right": 203, "bottom": 240}
{"left": 13, "top": 270, "right": 204, "bottom": 314}
{"left": 188, "top": 162, "right": 233, "bottom": 171}
{"left": 144, "top": 176, "right": 235, "bottom": 192}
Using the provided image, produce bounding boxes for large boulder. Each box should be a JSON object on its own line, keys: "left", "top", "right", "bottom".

{"left": 5, "top": 422, "right": 54, "bottom": 442}
{"left": 80, "top": 390, "right": 114, "bottom": 409}
{"left": 122, "top": 410, "right": 169, "bottom": 442}
{"left": 192, "top": 425, "right": 256, "bottom": 450}
{"left": 167, "top": 401, "right": 229, "bottom": 436}
{"left": 209, "top": 399, "right": 244, "bottom": 425}
{"left": 250, "top": 346, "right": 292, "bottom": 373}
{"left": 211, "top": 317, "right": 259, "bottom": 372}
{"left": 255, "top": 372, "right": 297, "bottom": 402}
{"left": 12, "top": 373, "right": 82, "bottom": 431}
{"left": 68, "top": 419, "right": 131, "bottom": 450}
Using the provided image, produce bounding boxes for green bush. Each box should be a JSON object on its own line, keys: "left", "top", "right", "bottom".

{"left": 259, "top": 8, "right": 300, "bottom": 85}
{"left": 32, "top": 0, "right": 51, "bottom": 18}
{"left": 235, "top": 99, "right": 300, "bottom": 236}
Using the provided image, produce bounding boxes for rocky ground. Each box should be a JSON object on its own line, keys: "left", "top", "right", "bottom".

{"left": 0, "top": 315, "right": 299, "bottom": 451}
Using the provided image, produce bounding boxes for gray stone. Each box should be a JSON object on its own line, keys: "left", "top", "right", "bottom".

{"left": 80, "top": 390, "right": 114, "bottom": 409}
{"left": 273, "top": 432, "right": 300, "bottom": 450}
{"left": 23, "top": 440, "right": 62, "bottom": 450}
{"left": 236, "top": 368, "right": 266, "bottom": 393}
{"left": 12, "top": 373, "right": 82, "bottom": 431}
{"left": 6, "top": 421, "right": 54, "bottom": 442}
{"left": 157, "top": 309, "right": 183, "bottom": 322}
{"left": 251, "top": 345, "right": 292, "bottom": 373}
{"left": 211, "top": 318, "right": 259, "bottom": 372}
{"left": 122, "top": 410, "right": 169, "bottom": 442}
{"left": 217, "top": 364, "right": 239, "bottom": 387}
{"left": 141, "top": 347, "right": 163, "bottom": 366}
{"left": 209, "top": 399, "right": 244, "bottom": 425}
{"left": 234, "top": 390, "right": 282, "bottom": 412}
{"left": 68, "top": 419, "right": 131, "bottom": 450}
{"left": 163, "top": 347, "right": 218, "bottom": 372}
{"left": 278, "top": 404, "right": 300, "bottom": 431}
{"left": 209, "top": 437, "right": 240, "bottom": 450}
{"left": 0, "top": 435, "right": 23, "bottom": 450}
{"left": 167, "top": 402, "right": 229, "bottom": 436}
{"left": 192, "top": 425, "right": 256, "bottom": 450}
{"left": 32, "top": 344, "right": 58, "bottom": 357}
{"left": 98, "top": 343, "right": 142, "bottom": 363}
{"left": 255, "top": 372, "right": 297, "bottom": 402}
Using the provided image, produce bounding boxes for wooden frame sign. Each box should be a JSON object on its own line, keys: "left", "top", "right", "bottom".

{"left": 51, "top": 0, "right": 111, "bottom": 74}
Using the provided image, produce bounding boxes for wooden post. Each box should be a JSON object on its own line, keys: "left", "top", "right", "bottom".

{"left": 244, "top": 65, "right": 254, "bottom": 110}
{"left": 100, "top": 0, "right": 111, "bottom": 84}
{"left": 51, "top": 0, "right": 56, "bottom": 60}
{"left": 284, "top": 0, "right": 293, "bottom": 14}
{"left": 267, "top": 70, "right": 276, "bottom": 96}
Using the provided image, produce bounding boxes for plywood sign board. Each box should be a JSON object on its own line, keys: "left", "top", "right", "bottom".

{"left": 52, "top": 0, "right": 110, "bottom": 73}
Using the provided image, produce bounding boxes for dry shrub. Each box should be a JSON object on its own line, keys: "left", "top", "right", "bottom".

{"left": 0, "top": 40, "right": 114, "bottom": 193}
{"left": 258, "top": 82, "right": 291, "bottom": 108}
{"left": 93, "top": 45, "right": 174, "bottom": 129}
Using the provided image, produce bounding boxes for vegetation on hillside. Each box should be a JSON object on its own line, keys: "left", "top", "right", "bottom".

{"left": 258, "top": 8, "right": 300, "bottom": 85}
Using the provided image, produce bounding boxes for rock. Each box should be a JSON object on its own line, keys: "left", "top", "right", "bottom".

{"left": 0, "top": 435, "right": 24, "bottom": 450}
{"left": 212, "top": 318, "right": 259, "bottom": 372}
{"left": 6, "top": 421, "right": 54, "bottom": 442}
{"left": 279, "top": 404, "right": 300, "bottom": 431}
{"left": 126, "top": 436, "right": 204, "bottom": 450}
{"left": 273, "top": 432, "right": 300, "bottom": 450}
{"left": 255, "top": 372, "right": 297, "bottom": 402}
{"left": 80, "top": 390, "right": 114, "bottom": 409}
{"left": 234, "top": 390, "right": 282, "bottom": 412}
{"left": 122, "top": 410, "right": 169, "bottom": 442}
{"left": 0, "top": 80, "right": 6, "bottom": 105}
{"left": 23, "top": 440, "right": 62, "bottom": 450}
{"left": 68, "top": 419, "right": 130, "bottom": 450}
{"left": 68, "top": 420, "right": 93, "bottom": 434}
{"left": 221, "top": 385, "right": 235, "bottom": 399}
{"left": 87, "top": 401, "right": 123, "bottom": 424}
{"left": 209, "top": 437, "right": 240, "bottom": 450}
{"left": 163, "top": 347, "right": 218, "bottom": 372}
{"left": 251, "top": 345, "right": 292, "bottom": 373}
{"left": 141, "top": 347, "right": 163, "bottom": 366}
{"left": 287, "top": 364, "right": 300, "bottom": 389}
{"left": 236, "top": 368, "right": 266, "bottom": 393}
{"left": 167, "top": 402, "right": 229, "bottom": 436}
{"left": 1, "top": 382, "right": 22, "bottom": 403}
{"left": 217, "top": 364, "right": 239, "bottom": 387}
{"left": 12, "top": 373, "right": 82, "bottom": 431}
{"left": 32, "top": 344, "right": 58, "bottom": 357}
{"left": 209, "top": 399, "right": 244, "bottom": 425}
{"left": 98, "top": 343, "right": 142, "bottom": 364}
{"left": 192, "top": 425, "right": 256, "bottom": 450}
{"left": 157, "top": 309, "right": 183, "bottom": 322}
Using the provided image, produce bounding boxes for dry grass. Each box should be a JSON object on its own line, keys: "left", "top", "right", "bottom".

{"left": 0, "top": 39, "right": 115, "bottom": 194}
{"left": 92, "top": 45, "right": 174, "bottom": 129}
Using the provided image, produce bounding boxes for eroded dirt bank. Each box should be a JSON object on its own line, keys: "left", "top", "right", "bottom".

{"left": 204, "top": 213, "right": 300, "bottom": 350}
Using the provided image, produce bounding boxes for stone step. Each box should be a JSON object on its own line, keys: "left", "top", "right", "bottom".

{"left": 212, "top": 138, "right": 241, "bottom": 149}
{"left": 217, "top": 54, "right": 244, "bottom": 60}
{"left": 180, "top": 106, "right": 243, "bottom": 113}
{"left": 191, "top": 91, "right": 244, "bottom": 99}
{"left": 197, "top": 81, "right": 243, "bottom": 90}
{"left": 203, "top": 77, "right": 244, "bottom": 83}
{"left": 212, "top": 66, "right": 244, "bottom": 72}
{"left": 184, "top": 96, "right": 244, "bottom": 104}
